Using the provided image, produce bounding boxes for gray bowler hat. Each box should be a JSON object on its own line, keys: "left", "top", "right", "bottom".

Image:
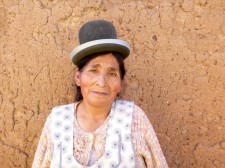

{"left": 70, "top": 20, "right": 131, "bottom": 65}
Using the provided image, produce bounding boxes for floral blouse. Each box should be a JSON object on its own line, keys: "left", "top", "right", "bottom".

{"left": 32, "top": 102, "right": 169, "bottom": 168}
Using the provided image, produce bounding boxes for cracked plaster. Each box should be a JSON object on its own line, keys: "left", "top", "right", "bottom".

{"left": 0, "top": 0, "right": 225, "bottom": 167}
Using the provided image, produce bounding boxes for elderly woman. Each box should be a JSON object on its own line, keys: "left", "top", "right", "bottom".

{"left": 32, "top": 20, "right": 169, "bottom": 168}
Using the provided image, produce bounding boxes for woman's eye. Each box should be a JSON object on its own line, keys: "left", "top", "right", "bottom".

{"left": 109, "top": 72, "right": 117, "bottom": 77}
{"left": 89, "top": 69, "right": 97, "bottom": 73}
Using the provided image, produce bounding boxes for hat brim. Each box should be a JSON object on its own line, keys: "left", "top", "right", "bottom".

{"left": 70, "top": 39, "right": 130, "bottom": 65}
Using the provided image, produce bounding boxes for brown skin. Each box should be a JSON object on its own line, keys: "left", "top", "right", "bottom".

{"left": 74, "top": 53, "right": 123, "bottom": 132}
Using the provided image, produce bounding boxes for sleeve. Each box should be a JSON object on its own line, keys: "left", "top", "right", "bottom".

{"left": 135, "top": 106, "right": 168, "bottom": 168}
{"left": 32, "top": 115, "right": 53, "bottom": 168}
{"left": 143, "top": 112, "right": 169, "bottom": 168}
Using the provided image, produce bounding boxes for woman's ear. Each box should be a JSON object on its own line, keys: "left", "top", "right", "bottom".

{"left": 74, "top": 69, "right": 81, "bottom": 86}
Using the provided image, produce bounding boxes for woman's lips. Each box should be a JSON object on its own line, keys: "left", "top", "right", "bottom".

{"left": 91, "top": 91, "right": 108, "bottom": 96}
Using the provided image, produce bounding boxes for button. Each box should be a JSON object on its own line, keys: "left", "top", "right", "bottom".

{"left": 88, "top": 134, "right": 94, "bottom": 140}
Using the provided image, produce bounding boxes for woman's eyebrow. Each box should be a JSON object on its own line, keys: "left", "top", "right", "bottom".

{"left": 87, "top": 64, "right": 100, "bottom": 68}
{"left": 88, "top": 63, "right": 119, "bottom": 70}
{"left": 108, "top": 67, "right": 119, "bottom": 71}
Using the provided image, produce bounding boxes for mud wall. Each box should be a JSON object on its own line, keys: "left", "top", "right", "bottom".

{"left": 0, "top": 0, "right": 225, "bottom": 167}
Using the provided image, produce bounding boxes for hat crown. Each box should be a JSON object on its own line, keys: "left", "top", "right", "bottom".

{"left": 79, "top": 20, "right": 117, "bottom": 44}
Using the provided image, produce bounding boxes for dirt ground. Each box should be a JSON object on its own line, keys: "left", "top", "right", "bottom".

{"left": 0, "top": 0, "right": 225, "bottom": 167}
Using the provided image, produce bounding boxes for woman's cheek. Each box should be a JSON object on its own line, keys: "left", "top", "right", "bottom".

{"left": 111, "top": 80, "right": 122, "bottom": 93}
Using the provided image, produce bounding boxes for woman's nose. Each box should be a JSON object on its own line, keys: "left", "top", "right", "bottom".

{"left": 95, "top": 74, "right": 107, "bottom": 87}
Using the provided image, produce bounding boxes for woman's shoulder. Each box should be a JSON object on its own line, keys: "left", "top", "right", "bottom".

{"left": 50, "top": 103, "right": 75, "bottom": 114}
{"left": 129, "top": 102, "right": 153, "bottom": 135}
{"left": 116, "top": 99, "right": 149, "bottom": 123}
{"left": 47, "top": 103, "right": 76, "bottom": 121}
{"left": 51, "top": 103, "right": 75, "bottom": 111}
{"left": 132, "top": 104, "right": 149, "bottom": 123}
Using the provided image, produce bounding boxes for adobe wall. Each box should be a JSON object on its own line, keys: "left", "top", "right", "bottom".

{"left": 0, "top": 0, "right": 224, "bottom": 167}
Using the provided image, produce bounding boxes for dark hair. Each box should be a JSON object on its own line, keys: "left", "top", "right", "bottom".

{"left": 75, "top": 52, "right": 126, "bottom": 101}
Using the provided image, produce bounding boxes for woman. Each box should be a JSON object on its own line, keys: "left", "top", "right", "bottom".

{"left": 32, "top": 20, "right": 169, "bottom": 168}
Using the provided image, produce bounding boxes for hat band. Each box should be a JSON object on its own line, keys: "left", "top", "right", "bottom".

{"left": 70, "top": 39, "right": 130, "bottom": 60}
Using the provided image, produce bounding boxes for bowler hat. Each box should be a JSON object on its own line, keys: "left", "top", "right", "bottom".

{"left": 70, "top": 20, "right": 130, "bottom": 65}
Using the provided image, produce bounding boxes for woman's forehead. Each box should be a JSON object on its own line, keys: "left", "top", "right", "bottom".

{"left": 86, "top": 54, "right": 120, "bottom": 69}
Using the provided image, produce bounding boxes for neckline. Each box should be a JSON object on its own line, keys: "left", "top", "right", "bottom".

{"left": 74, "top": 101, "right": 112, "bottom": 135}
{"left": 70, "top": 101, "right": 119, "bottom": 167}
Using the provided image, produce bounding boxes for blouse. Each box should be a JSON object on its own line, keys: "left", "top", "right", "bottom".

{"left": 32, "top": 102, "right": 169, "bottom": 168}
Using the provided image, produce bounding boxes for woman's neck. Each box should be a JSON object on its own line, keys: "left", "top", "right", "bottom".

{"left": 79, "top": 101, "right": 111, "bottom": 119}
{"left": 76, "top": 100, "right": 112, "bottom": 132}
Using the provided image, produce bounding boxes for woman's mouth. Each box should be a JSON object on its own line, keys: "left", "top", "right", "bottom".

{"left": 91, "top": 91, "right": 108, "bottom": 96}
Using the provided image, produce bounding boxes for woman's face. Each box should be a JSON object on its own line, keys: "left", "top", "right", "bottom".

{"left": 75, "top": 53, "right": 123, "bottom": 107}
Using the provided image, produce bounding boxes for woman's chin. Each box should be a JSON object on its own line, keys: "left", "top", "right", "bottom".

{"left": 86, "top": 97, "right": 114, "bottom": 107}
